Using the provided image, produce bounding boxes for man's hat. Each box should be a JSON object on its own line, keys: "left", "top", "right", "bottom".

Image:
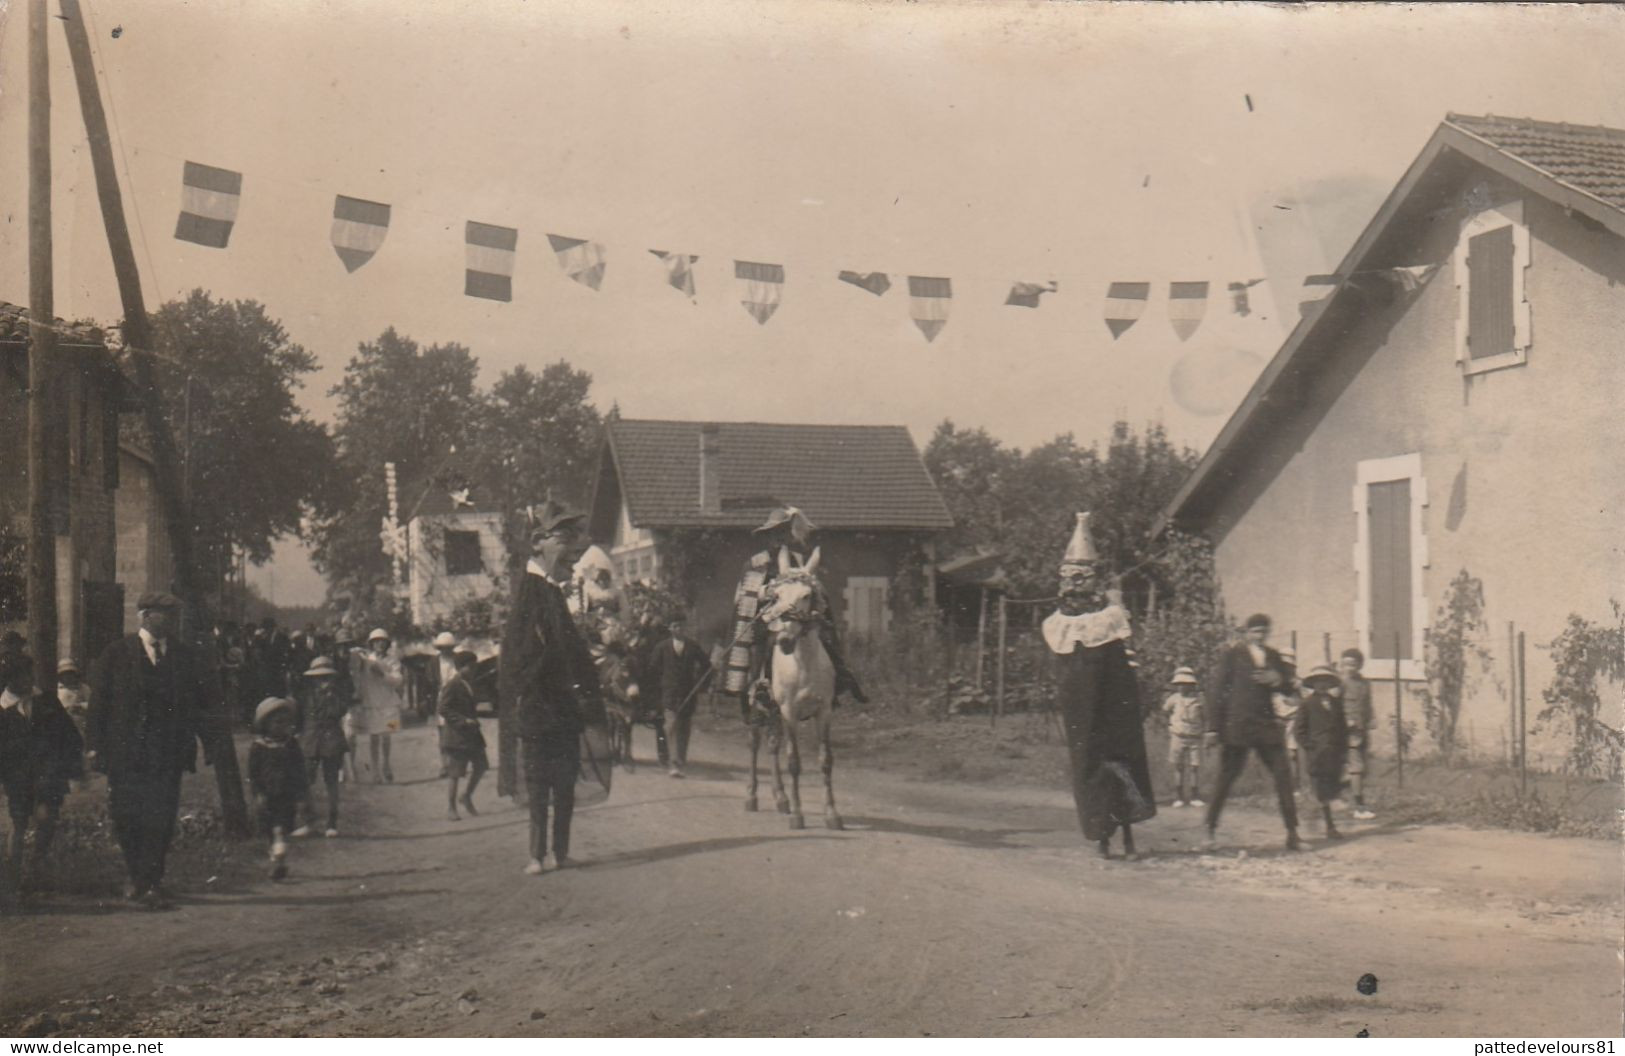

{"left": 1059, "top": 512, "right": 1100, "bottom": 570}
{"left": 367, "top": 627, "right": 391, "bottom": 643}
{"left": 137, "top": 591, "right": 182, "bottom": 611}
{"left": 1304, "top": 664, "right": 1341, "bottom": 686}
{"left": 1170, "top": 666, "right": 1198, "bottom": 686}
{"left": 56, "top": 658, "right": 79, "bottom": 675}
{"left": 304, "top": 656, "right": 339, "bottom": 678}
{"left": 432, "top": 631, "right": 457, "bottom": 649}
{"left": 1244, "top": 613, "right": 1271, "bottom": 630}
{"left": 752, "top": 505, "right": 816, "bottom": 542}
{"left": 453, "top": 649, "right": 479, "bottom": 667}
{"left": 254, "top": 696, "right": 294, "bottom": 728}
{"left": 527, "top": 501, "right": 585, "bottom": 542}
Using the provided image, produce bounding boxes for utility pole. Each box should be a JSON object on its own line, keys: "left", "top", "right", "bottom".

{"left": 59, "top": 0, "right": 250, "bottom": 837}
{"left": 27, "top": 0, "right": 59, "bottom": 696}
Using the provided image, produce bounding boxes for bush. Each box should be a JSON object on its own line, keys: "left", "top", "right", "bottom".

{"left": 1537, "top": 602, "right": 1625, "bottom": 779}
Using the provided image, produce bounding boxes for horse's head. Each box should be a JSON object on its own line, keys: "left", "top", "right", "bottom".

{"left": 595, "top": 645, "right": 640, "bottom": 705}
{"left": 761, "top": 547, "right": 822, "bottom": 654}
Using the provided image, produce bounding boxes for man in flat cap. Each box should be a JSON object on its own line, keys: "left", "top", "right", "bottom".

{"left": 88, "top": 592, "right": 214, "bottom": 908}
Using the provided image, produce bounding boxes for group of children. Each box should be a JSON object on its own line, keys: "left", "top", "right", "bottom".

{"left": 1162, "top": 647, "right": 1375, "bottom": 832}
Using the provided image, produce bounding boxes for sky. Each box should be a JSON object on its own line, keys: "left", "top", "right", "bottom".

{"left": 2, "top": 0, "right": 1622, "bottom": 605}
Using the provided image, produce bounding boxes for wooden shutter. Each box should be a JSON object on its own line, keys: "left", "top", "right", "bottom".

{"left": 1368, "top": 479, "right": 1413, "bottom": 660}
{"left": 1467, "top": 225, "right": 1516, "bottom": 360}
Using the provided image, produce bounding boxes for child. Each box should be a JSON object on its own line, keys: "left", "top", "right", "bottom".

{"left": 1293, "top": 664, "right": 1349, "bottom": 839}
{"left": 248, "top": 697, "right": 307, "bottom": 880}
{"left": 437, "top": 650, "right": 488, "bottom": 821}
{"left": 1339, "top": 648, "right": 1375, "bottom": 819}
{"left": 1272, "top": 646, "right": 1302, "bottom": 795}
{"left": 0, "top": 655, "right": 84, "bottom": 898}
{"left": 1161, "top": 666, "right": 1205, "bottom": 807}
{"left": 298, "top": 657, "right": 349, "bottom": 838}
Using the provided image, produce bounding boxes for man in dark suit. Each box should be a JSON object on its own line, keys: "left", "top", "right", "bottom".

{"left": 643, "top": 615, "right": 713, "bottom": 778}
{"left": 1203, "top": 612, "right": 1301, "bottom": 852}
{"left": 87, "top": 592, "right": 213, "bottom": 908}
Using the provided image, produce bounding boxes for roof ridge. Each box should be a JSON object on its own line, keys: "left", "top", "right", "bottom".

{"left": 1446, "top": 112, "right": 1625, "bottom": 141}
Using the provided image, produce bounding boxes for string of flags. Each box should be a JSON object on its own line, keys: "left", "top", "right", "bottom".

{"left": 170, "top": 159, "right": 1445, "bottom": 342}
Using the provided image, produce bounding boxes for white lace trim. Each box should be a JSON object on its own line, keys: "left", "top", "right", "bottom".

{"left": 1042, "top": 604, "right": 1133, "bottom": 654}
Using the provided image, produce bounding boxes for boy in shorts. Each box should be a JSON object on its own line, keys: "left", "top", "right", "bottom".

{"left": 1162, "top": 666, "right": 1205, "bottom": 807}
{"left": 249, "top": 697, "right": 307, "bottom": 880}
{"left": 438, "top": 650, "right": 488, "bottom": 821}
{"left": 1339, "top": 648, "right": 1375, "bottom": 819}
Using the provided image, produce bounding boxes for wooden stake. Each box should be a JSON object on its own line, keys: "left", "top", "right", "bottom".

{"left": 1507, "top": 619, "right": 1518, "bottom": 768}
{"left": 27, "top": 0, "right": 59, "bottom": 696}
{"left": 1393, "top": 630, "right": 1404, "bottom": 790}
{"left": 1517, "top": 630, "right": 1528, "bottom": 793}
{"left": 975, "top": 586, "right": 988, "bottom": 693}
{"left": 993, "top": 593, "right": 1007, "bottom": 728}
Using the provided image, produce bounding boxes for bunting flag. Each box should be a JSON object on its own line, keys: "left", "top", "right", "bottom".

{"left": 838, "top": 271, "right": 891, "bottom": 296}
{"left": 1227, "top": 278, "right": 1264, "bottom": 316}
{"left": 547, "top": 234, "right": 607, "bottom": 290}
{"left": 174, "top": 161, "right": 242, "bottom": 248}
{"left": 736, "top": 260, "right": 784, "bottom": 324}
{"left": 465, "top": 221, "right": 518, "bottom": 302}
{"left": 330, "top": 195, "right": 390, "bottom": 272}
{"left": 1298, "top": 273, "right": 1340, "bottom": 315}
{"left": 1167, "top": 281, "right": 1210, "bottom": 341}
{"left": 650, "top": 250, "right": 699, "bottom": 301}
{"left": 1103, "top": 282, "right": 1150, "bottom": 338}
{"left": 1005, "top": 280, "right": 1058, "bottom": 308}
{"left": 908, "top": 276, "right": 952, "bottom": 341}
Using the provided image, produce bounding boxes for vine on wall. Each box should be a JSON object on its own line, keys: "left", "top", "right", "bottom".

{"left": 1537, "top": 601, "right": 1625, "bottom": 779}
{"left": 1418, "top": 569, "right": 1497, "bottom": 759}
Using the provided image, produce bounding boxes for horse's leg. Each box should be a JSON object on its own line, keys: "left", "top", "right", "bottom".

{"left": 784, "top": 713, "right": 805, "bottom": 830}
{"left": 819, "top": 709, "right": 842, "bottom": 830}
{"left": 745, "top": 722, "right": 760, "bottom": 812}
{"left": 770, "top": 717, "right": 790, "bottom": 815}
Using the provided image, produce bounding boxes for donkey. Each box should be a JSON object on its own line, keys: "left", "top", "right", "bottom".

{"left": 747, "top": 547, "right": 842, "bottom": 830}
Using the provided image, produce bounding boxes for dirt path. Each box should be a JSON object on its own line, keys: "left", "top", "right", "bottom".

{"left": 3, "top": 722, "right": 1619, "bottom": 1037}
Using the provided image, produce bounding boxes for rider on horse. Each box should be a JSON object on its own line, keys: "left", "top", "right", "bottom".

{"left": 723, "top": 506, "right": 869, "bottom": 717}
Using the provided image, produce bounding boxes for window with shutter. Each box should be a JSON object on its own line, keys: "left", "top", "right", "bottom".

{"left": 1454, "top": 200, "right": 1530, "bottom": 375}
{"left": 1354, "top": 454, "right": 1428, "bottom": 681}
{"left": 443, "top": 529, "right": 484, "bottom": 576}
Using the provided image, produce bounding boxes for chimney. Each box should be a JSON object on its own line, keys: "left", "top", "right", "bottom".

{"left": 699, "top": 424, "right": 722, "bottom": 515}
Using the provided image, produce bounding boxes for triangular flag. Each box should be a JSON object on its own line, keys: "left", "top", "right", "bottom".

{"left": 331, "top": 195, "right": 390, "bottom": 272}
{"left": 1384, "top": 262, "right": 1441, "bottom": 293}
{"left": 1299, "top": 273, "right": 1341, "bottom": 316}
{"left": 908, "top": 276, "right": 952, "bottom": 342}
{"left": 1005, "top": 281, "right": 1058, "bottom": 308}
{"left": 838, "top": 271, "right": 891, "bottom": 296}
{"left": 650, "top": 250, "right": 699, "bottom": 301}
{"left": 1227, "top": 278, "right": 1264, "bottom": 316}
{"left": 466, "top": 221, "right": 518, "bottom": 302}
{"left": 1103, "top": 282, "right": 1149, "bottom": 338}
{"left": 736, "top": 261, "right": 784, "bottom": 324}
{"left": 547, "top": 234, "right": 607, "bottom": 290}
{"left": 1168, "top": 281, "right": 1210, "bottom": 341}
{"left": 174, "top": 161, "right": 241, "bottom": 248}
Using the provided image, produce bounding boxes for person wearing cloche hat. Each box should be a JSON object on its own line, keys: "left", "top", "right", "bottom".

{"left": 1162, "top": 666, "right": 1206, "bottom": 808}
{"left": 1292, "top": 664, "right": 1350, "bottom": 840}
{"left": 297, "top": 657, "right": 349, "bottom": 837}
{"left": 1044, "top": 512, "right": 1155, "bottom": 861}
{"left": 248, "top": 698, "right": 306, "bottom": 880}
{"left": 349, "top": 628, "right": 404, "bottom": 783}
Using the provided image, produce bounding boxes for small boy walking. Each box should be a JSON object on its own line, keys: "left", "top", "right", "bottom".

{"left": 1294, "top": 665, "right": 1349, "bottom": 839}
{"left": 1339, "top": 648, "right": 1375, "bottom": 819}
{"left": 437, "top": 650, "right": 488, "bottom": 821}
{"left": 1162, "top": 666, "right": 1205, "bottom": 807}
{"left": 249, "top": 697, "right": 307, "bottom": 880}
{"left": 298, "top": 657, "right": 348, "bottom": 838}
{"left": 0, "top": 655, "right": 84, "bottom": 899}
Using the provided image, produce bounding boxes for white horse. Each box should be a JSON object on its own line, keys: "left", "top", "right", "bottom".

{"left": 747, "top": 548, "right": 842, "bottom": 830}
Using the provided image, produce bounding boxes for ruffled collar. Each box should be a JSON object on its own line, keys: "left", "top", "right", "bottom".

{"left": 1042, "top": 604, "right": 1132, "bottom": 654}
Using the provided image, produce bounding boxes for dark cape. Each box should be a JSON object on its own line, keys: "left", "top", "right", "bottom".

{"left": 1054, "top": 636, "right": 1156, "bottom": 841}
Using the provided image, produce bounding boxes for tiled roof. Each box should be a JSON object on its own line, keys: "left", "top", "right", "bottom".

{"left": 605, "top": 419, "right": 953, "bottom": 531}
{"left": 0, "top": 301, "right": 109, "bottom": 348}
{"left": 1446, "top": 113, "right": 1625, "bottom": 213}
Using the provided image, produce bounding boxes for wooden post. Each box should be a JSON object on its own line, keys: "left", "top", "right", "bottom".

{"left": 27, "top": 0, "right": 60, "bottom": 696}
{"left": 942, "top": 591, "right": 955, "bottom": 708}
{"left": 1289, "top": 629, "right": 1298, "bottom": 659}
{"left": 975, "top": 587, "right": 988, "bottom": 693}
{"left": 1323, "top": 631, "right": 1332, "bottom": 664}
{"left": 1393, "top": 630, "right": 1404, "bottom": 790}
{"left": 993, "top": 593, "right": 1007, "bottom": 728}
{"left": 60, "top": 0, "right": 250, "bottom": 837}
{"left": 1517, "top": 631, "right": 1528, "bottom": 793}
{"left": 1507, "top": 620, "right": 1518, "bottom": 768}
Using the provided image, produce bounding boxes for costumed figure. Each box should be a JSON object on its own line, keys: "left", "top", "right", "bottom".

{"left": 722, "top": 506, "right": 868, "bottom": 721}
{"left": 1044, "top": 513, "right": 1156, "bottom": 860}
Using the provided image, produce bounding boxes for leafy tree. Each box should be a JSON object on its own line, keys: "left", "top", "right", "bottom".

{"left": 1537, "top": 602, "right": 1625, "bottom": 778}
{"left": 145, "top": 290, "right": 335, "bottom": 596}
{"left": 1133, "top": 530, "right": 1234, "bottom": 714}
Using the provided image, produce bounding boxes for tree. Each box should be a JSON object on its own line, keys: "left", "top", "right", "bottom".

{"left": 144, "top": 290, "right": 335, "bottom": 599}
{"left": 311, "top": 328, "right": 482, "bottom": 622}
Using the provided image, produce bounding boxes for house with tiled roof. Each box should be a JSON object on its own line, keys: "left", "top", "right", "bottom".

{"left": 400, "top": 473, "right": 510, "bottom": 629}
{"left": 1157, "top": 114, "right": 1625, "bottom": 766}
{"left": 588, "top": 418, "right": 953, "bottom": 642}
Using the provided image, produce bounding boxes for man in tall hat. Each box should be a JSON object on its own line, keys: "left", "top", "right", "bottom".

{"left": 722, "top": 506, "right": 868, "bottom": 717}
{"left": 499, "top": 502, "right": 607, "bottom": 875}
{"left": 1044, "top": 513, "right": 1155, "bottom": 860}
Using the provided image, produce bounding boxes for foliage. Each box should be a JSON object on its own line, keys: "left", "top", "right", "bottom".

{"left": 623, "top": 580, "right": 688, "bottom": 629}
{"left": 0, "top": 519, "right": 23, "bottom": 624}
{"left": 1536, "top": 602, "right": 1625, "bottom": 779}
{"left": 145, "top": 290, "right": 336, "bottom": 585}
{"left": 436, "top": 591, "right": 508, "bottom": 639}
{"left": 655, "top": 528, "right": 734, "bottom": 604}
{"left": 1131, "top": 530, "right": 1234, "bottom": 711}
{"left": 1418, "top": 569, "right": 1496, "bottom": 758}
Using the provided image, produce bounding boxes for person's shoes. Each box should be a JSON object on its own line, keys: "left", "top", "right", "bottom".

{"left": 1285, "top": 832, "right": 1303, "bottom": 852}
{"left": 523, "top": 859, "right": 545, "bottom": 876}
{"left": 1171, "top": 799, "right": 1186, "bottom": 808}
{"left": 669, "top": 766, "right": 685, "bottom": 779}
{"left": 553, "top": 855, "right": 575, "bottom": 870}
{"left": 447, "top": 808, "right": 462, "bottom": 822}
{"left": 140, "top": 887, "right": 171, "bottom": 910}
{"left": 1326, "top": 824, "right": 1344, "bottom": 840}
{"left": 1200, "top": 829, "right": 1218, "bottom": 853}
{"left": 1330, "top": 798, "right": 1348, "bottom": 812}
{"left": 1189, "top": 797, "right": 1205, "bottom": 807}
{"left": 1353, "top": 807, "right": 1376, "bottom": 820}
{"left": 459, "top": 794, "right": 478, "bottom": 817}
{"left": 290, "top": 825, "right": 312, "bottom": 838}
{"left": 324, "top": 827, "right": 339, "bottom": 839}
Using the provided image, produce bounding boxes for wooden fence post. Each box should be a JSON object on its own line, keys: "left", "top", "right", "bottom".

{"left": 1507, "top": 620, "right": 1518, "bottom": 768}
{"left": 1517, "top": 631, "right": 1528, "bottom": 793}
{"left": 993, "top": 594, "right": 1007, "bottom": 728}
{"left": 1394, "top": 630, "right": 1404, "bottom": 790}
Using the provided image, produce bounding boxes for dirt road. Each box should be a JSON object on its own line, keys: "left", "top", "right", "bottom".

{"left": 3, "top": 723, "right": 1619, "bottom": 1037}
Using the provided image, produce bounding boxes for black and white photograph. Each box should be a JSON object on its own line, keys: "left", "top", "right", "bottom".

{"left": 0, "top": 0, "right": 1620, "bottom": 1040}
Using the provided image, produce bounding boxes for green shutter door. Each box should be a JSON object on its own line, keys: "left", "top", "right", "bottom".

{"left": 1368, "top": 479, "right": 1413, "bottom": 661}
{"left": 1467, "top": 225, "right": 1516, "bottom": 360}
